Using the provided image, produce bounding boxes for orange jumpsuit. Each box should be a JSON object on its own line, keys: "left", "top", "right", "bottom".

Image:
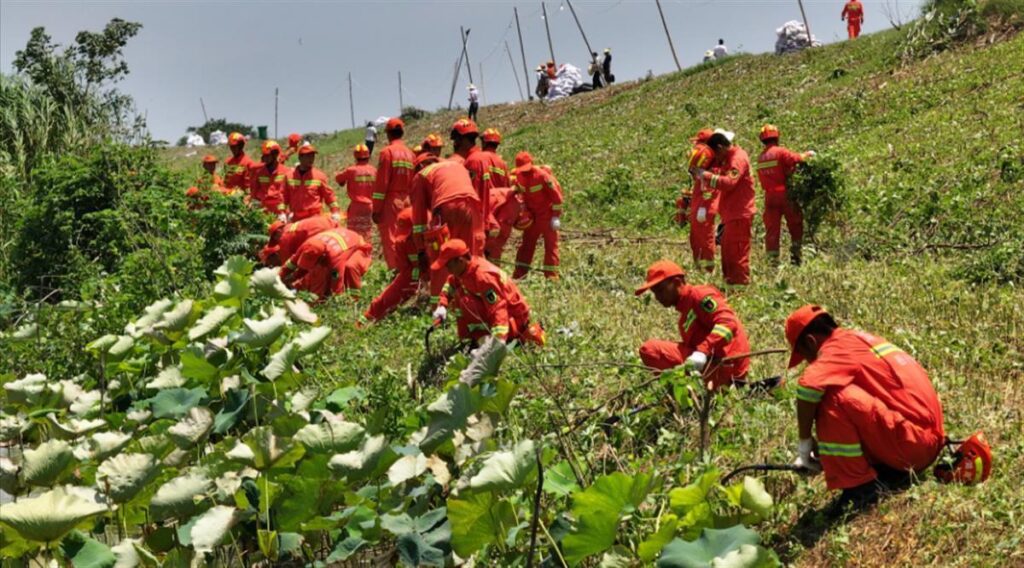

{"left": 485, "top": 187, "right": 524, "bottom": 262}
{"left": 411, "top": 160, "right": 485, "bottom": 303}
{"left": 280, "top": 167, "right": 339, "bottom": 220}
{"left": 261, "top": 215, "right": 336, "bottom": 266}
{"left": 700, "top": 146, "right": 756, "bottom": 286}
{"left": 688, "top": 175, "right": 720, "bottom": 273}
{"left": 335, "top": 163, "right": 377, "bottom": 243}
{"left": 463, "top": 146, "right": 494, "bottom": 219}
{"left": 249, "top": 162, "right": 290, "bottom": 213}
{"left": 483, "top": 149, "right": 511, "bottom": 189}
{"left": 224, "top": 154, "right": 256, "bottom": 191}
{"left": 796, "top": 329, "right": 945, "bottom": 490}
{"left": 280, "top": 229, "right": 372, "bottom": 300}
{"left": 373, "top": 140, "right": 416, "bottom": 269}
{"left": 842, "top": 0, "right": 864, "bottom": 39}
{"left": 639, "top": 284, "right": 751, "bottom": 390}
{"left": 513, "top": 165, "right": 563, "bottom": 279}
{"left": 438, "top": 256, "right": 532, "bottom": 343}
{"left": 363, "top": 210, "right": 428, "bottom": 322}
{"left": 755, "top": 144, "right": 807, "bottom": 260}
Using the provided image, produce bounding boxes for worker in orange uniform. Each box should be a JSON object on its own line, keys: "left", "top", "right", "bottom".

{"left": 841, "top": 0, "right": 864, "bottom": 39}
{"left": 224, "top": 132, "right": 256, "bottom": 192}
{"left": 186, "top": 155, "right": 227, "bottom": 207}
{"left": 411, "top": 154, "right": 485, "bottom": 302}
{"left": 260, "top": 215, "right": 337, "bottom": 267}
{"left": 687, "top": 131, "right": 718, "bottom": 273}
{"left": 694, "top": 130, "right": 756, "bottom": 286}
{"left": 481, "top": 128, "right": 511, "bottom": 188}
{"left": 421, "top": 134, "right": 444, "bottom": 158}
{"left": 485, "top": 186, "right": 527, "bottom": 262}
{"left": 280, "top": 228, "right": 372, "bottom": 301}
{"left": 278, "top": 145, "right": 341, "bottom": 223}
{"left": 361, "top": 208, "right": 429, "bottom": 323}
{"left": 280, "top": 133, "right": 302, "bottom": 164}
{"left": 755, "top": 124, "right": 815, "bottom": 266}
{"left": 785, "top": 304, "right": 945, "bottom": 513}
{"left": 335, "top": 144, "right": 377, "bottom": 243}
{"left": 635, "top": 260, "right": 751, "bottom": 390}
{"left": 249, "top": 140, "right": 290, "bottom": 213}
{"left": 431, "top": 239, "right": 544, "bottom": 346}
{"left": 372, "top": 118, "right": 417, "bottom": 270}
{"left": 512, "top": 152, "right": 563, "bottom": 279}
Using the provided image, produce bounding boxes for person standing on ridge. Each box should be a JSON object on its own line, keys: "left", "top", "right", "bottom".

{"left": 364, "top": 121, "right": 378, "bottom": 156}
{"left": 693, "top": 129, "right": 755, "bottom": 286}
{"left": 373, "top": 118, "right": 417, "bottom": 270}
{"left": 784, "top": 304, "right": 946, "bottom": 513}
{"left": 335, "top": 144, "right": 377, "bottom": 243}
{"left": 224, "top": 132, "right": 256, "bottom": 193}
{"left": 278, "top": 145, "right": 341, "bottom": 223}
{"left": 511, "top": 151, "right": 563, "bottom": 280}
{"left": 634, "top": 259, "right": 751, "bottom": 390}
{"left": 467, "top": 84, "right": 480, "bottom": 122}
{"left": 602, "top": 48, "right": 613, "bottom": 84}
{"left": 754, "top": 124, "right": 815, "bottom": 266}
{"left": 842, "top": 0, "right": 865, "bottom": 39}
{"left": 713, "top": 39, "right": 729, "bottom": 59}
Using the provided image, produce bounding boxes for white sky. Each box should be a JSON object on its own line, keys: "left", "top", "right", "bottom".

{"left": 1, "top": 1, "right": 925, "bottom": 141}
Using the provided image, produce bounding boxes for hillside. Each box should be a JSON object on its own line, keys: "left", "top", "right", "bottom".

{"left": 11, "top": 17, "right": 1022, "bottom": 568}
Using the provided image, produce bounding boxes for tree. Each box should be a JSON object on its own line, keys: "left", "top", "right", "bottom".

{"left": 182, "top": 118, "right": 255, "bottom": 146}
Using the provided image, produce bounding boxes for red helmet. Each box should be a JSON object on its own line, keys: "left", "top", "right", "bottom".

{"left": 690, "top": 128, "right": 714, "bottom": 144}
{"left": 227, "top": 132, "right": 246, "bottom": 146}
{"left": 414, "top": 153, "right": 439, "bottom": 171}
{"left": 451, "top": 118, "right": 479, "bottom": 136}
{"left": 482, "top": 128, "right": 502, "bottom": 144}
{"left": 935, "top": 431, "right": 993, "bottom": 485}
{"left": 759, "top": 124, "right": 781, "bottom": 141}
{"left": 688, "top": 143, "right": 714, "bottom": 171}
{"left": 386, "top": 118, "right": 405, "bottom": 131}
{"left": 513, "top": 209, "right": 534, "bottom": 231}
{"left": 514, "top": 151, "right": 533, "bottom": 169}
{"left": 422, "top": 134, "right": 444, "bottom": 149}
{"left": 353, "top": 144, "right": 370, "bottom": 160}
{"left": 287, "top": 133, "right": 302, "bottom": 147}
{"left": 261, "top": 140, "right": 282, "bottom": 156}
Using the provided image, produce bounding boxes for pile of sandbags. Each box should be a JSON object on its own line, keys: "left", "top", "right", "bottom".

{"left": 185, "top": 133, "right": 206, "bottom": 147}
{"left": 775, "top": 20, "right": 820, "bottom": 55}
{"left": 546, "top": 63, "right": 586, "bottom": 101}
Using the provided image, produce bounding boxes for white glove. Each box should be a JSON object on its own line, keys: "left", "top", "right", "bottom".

{"left": 277, "top": 213, "right": 289, "bottom": 223}
{"left": 550, "top": 216, "right": 561, "bottom": 230}
{"left": 794, "top": 438, "right": 823, "bottom": 474}
{"left": 330, "top": 212, "right": 342, "bottom": 223}
{"left": 693, "top": 168, "right": 707, "bottom": 179}
{"left": 431, "top": 306, "right": 448, "bottom": 323}
{"left": 696, "top": 207, "right": 707, "bottom": 223}
{"left": 806, "top": 150, "right": 817, "bottom": 158}
{"left": 685, "top": 351, "right": 708, "bottom": 372}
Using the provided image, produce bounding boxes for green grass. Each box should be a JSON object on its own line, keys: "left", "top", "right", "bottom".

{"left": 155, "top": 26, "right": 1024, "bottom": 565}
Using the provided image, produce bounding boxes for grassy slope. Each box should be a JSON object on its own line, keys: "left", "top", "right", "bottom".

{"left": 164, "top": 29, "right": 1023, "bottom": 565}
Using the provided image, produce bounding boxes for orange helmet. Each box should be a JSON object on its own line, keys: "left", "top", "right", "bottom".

{"left": 412, "top": 144, "right": 424, "bottom": 154}
{"left": 513, "top": 209, "right": 534, "bottom": 231}
{"left": 386, "top": 117, "right": 405, "bottom": 131}
{"left": 353, "top": 144, "right": 370, "bottom": 160}
{"left": 262, "top": 140, "right": 282, "bottom": 156}
{"left": 414, "top": 153, "right": 439, "bottom": 171}
{"left": 298, "top": 144, "right": 318, "bottom": 156}
{"left": 688, "top": 143, "right": 714, "bottom": 171}
{"left": 482, "top": 128, "right": 502, "bottom": 144}
{"left": 422, "top": 134, "right": 444, "bottom": 149}
{"left": 287, "top": 133, "right": 302, "bottom": 147}
{"left": 202, "top": 154, "right": 218, "bottom": 164}
{"left": 690, "top": 128, "right": 714, "bottom": 144}
{"left": 451, "top": 118, "right": 479, "bottom": 136}
{"left": 227, "top": 132, "right": 246, "bottom": 146}
{"left": 759, "top": 124, "right": 781, "bottom": 141}
{"left": 396, "top": 208, "right": 414, "bottom": 233}
{"left": 514, "top": 151, "right": 533, "bottom": 169}
{"left": 935, "top": 431, "right": 993, "bottom": 485}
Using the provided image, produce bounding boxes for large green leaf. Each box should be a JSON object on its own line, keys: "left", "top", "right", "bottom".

{"left": 448, "top": 492, "right": 516, "bottom": 558}
{"left": 187, "top": 306, "right": 237, "bottom": 342}
{"left": 294, "top": 420, "right": 365, "bottom": 454}
{"left": 639, "top": 516, "right": 680, "bottom": 563}
{"left": 458, "top": 337, "right": 507, "bottom": 387}
{"left": 72, "top": 432, "right": 133, "bottom": 462}
{"left": 212, "top": 389, "right": 251, "bottom": 435}
{"left": 149, "top": 387, "right": 206, "bottom": 420}
{"left": 669, "top": 470, "right": 720, "bottom": 514}
{"left": 293, "top": 326, "right": 332, "bottom": 355}
{"left": 126, "top": 298, "right": 175, "bottom": 337}
{"left": 251, "top": 268, "right": 296, "bottom": 300}
{"left": 543, "top": 461, "right": 580, "bottom": 497}
{"left": 0, "top": 415, "right": 27, "bottom": 442}
{"left": 189, "top": 505, "right": 240, "bottom": 554}
{"left": 738, "top": 477, "right": 773, "bottom": 520}
{"left": 328, "top": 435, "right": 396, "bottom": 482}
{"left": 234, "top": 311, "right": 288, "bottom": 348}
{"left": 145, "top": 367, "right": 186, "bottom": 390}
{"left": 656, "top": 526, "right": 778, "bottom": 568}
{"left": 167, "top": 407, "right": 214, "bottom": 449}
{"left": 237, "top": 426, "right": 305, "bottom": 471}
{"left": 47, "top": 415, "right": 106, "bottom": 440}
{"left": 261, "top": 342, "right": 299, "bottom": 381}
{"left": 562, "top": 472, "right": 656, "bottom": 565}
{"left": 4, "top": 373, "right": 50, "bottom": 406}
{"left": 110, "top": 538, "right": 159, "bottom": 568}
{"left": 283, "top": 299, "right": 318, "bottom": 324}
{"left": 419, "top": 384, "right": 479, "bottom": 455}
{"left": 22, "top": 439, "right": 74, "bottom": 486}
{"left": 0, "top": 486, "right": 107, "bottom": 543}
{"left": 180, "top": 348, "right": 218, "bottom": 382}
{"left": 150, "top": 472, "right": 213, "bottom": 522}
{"left": 60, "top": 530, "right": 116, "bottom": 568}
{"left": 97, "top": 453, "right": 160, "bottom": 503}
{"left": 468, "top": 440, "right": 537, "bottom": 494}
{"left": 213, "top": 272, "right": 249, "bottom": 305}
{"left": 155, "top": 300, "right": 196, "bottom": 333}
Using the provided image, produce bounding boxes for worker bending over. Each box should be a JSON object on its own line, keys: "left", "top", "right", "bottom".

{"left": 485, "top": 187, "right": 527, "bottom": 262}
{"left": 280, "top": 228, "right": 371, "bottom": 301}
{"left": 635, "top": 259, "right": 751, "bottom": 390}
{"left": 260, "top": 215, "right": 336, "bottom": 267}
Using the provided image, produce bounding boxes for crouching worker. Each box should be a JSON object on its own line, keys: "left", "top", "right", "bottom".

{"left": 260, "top": 215, "right": 337, "bottom": 267}
{"left": 634, "top": 259, "right": 750, "bottom": 390}
{"left": 362, "top": 208, "right": 429, "bottom": 323}
{"left": 430, "top": 239, "right": 545, "bottom": 346}
{"left": 785, "top": 305, "right": 946, "bottom": 512}
{"left": 280, "top": 228, "right": 372, "bottom": 301}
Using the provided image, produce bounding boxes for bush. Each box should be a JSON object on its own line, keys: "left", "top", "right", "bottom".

{"left": 787, "top": 155, "right": 848, "bottom": 241}
{"left": 400, "top": 106, "right": 428, "bottom": 122}
{"left": 900, "top": 0, "right": 987, "bottom": 61}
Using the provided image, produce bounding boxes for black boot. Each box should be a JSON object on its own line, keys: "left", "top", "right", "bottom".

{"left": 822, "top": 479, "right": 883, "bottom": 520}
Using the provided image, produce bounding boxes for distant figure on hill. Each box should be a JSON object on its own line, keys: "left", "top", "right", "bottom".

{"left": 602, "top": 48, "right": 614, "bottom": 84}
{"left": 703, "top": 50, "right": 714, "bottom": 63}
{"left": 535, "top": 65, "right": 550, "bottom": 99}
{"left": 588, "top": 52, "right": 605, "bottom": 89}
{"left": 467, "top": 84, "right": 480, "bottom": 122}
{"left": 842, "top": 0, "right": 865, "bottom": 39}
{"left": 364, "top": 121, "right": 377, "bottom": 156}
{"left": 713, "top": 39, "right": 729, "bottom": 59}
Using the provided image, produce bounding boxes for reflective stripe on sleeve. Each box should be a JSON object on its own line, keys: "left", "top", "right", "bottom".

{"left": 871, "top": 342, "right": 900, "bottom": 358}
{"left": 372, "top": 192, "right": 386, "bottom": 200}
{"left": 710, "top": 324, "right": 734, "bottom": 342}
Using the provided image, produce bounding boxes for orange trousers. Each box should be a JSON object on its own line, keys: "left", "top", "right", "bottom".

{"left": 688, "top": 205, "right": 717, "bottom": 273}
{"left": 848, "top": 21, "right": 861, "bottom": 39}
{"left": 721, "top": 218, "right": 752, "bottom": 286}
{"left": 763, "top": 193, "right": 803, "bottom": 256}
{"left": 638, "top": 339, "right": 749, "bottom": 390}
{"left": 347, "top": 203, "right": 374, "bottom": 245}
{"left": 292, "top": 249, "right": 371, "bottom": 301}
{"left": 428, "top": 198, "right": 485, "bottom": 303}
{"left": 377, "top": 195, "right": 410, "bottom": 270}
{"left": 513, "top": 212, "right": 559, "bottom": 279}
{"left": 816, "top": 383, "right": 944, "bottom": 490}
{"left": 485, "top": 224, "right": 514, "bottom": 262}
{"left": 364, "top": 256, "right": 427, "bottom": 321}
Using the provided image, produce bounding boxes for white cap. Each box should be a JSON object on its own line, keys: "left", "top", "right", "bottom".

{"left": 713, "top": 128, "right": 736, "bottom": 143}
{"left": 467, "top": 84, "right": 476, "bottom": 90}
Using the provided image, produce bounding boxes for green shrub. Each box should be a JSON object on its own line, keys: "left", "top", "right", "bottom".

{"left": 900, "top": 0, "right": 987, "bottom": 61}
{"left": 787, "top": 155, "right": 848, "bottom": 241}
